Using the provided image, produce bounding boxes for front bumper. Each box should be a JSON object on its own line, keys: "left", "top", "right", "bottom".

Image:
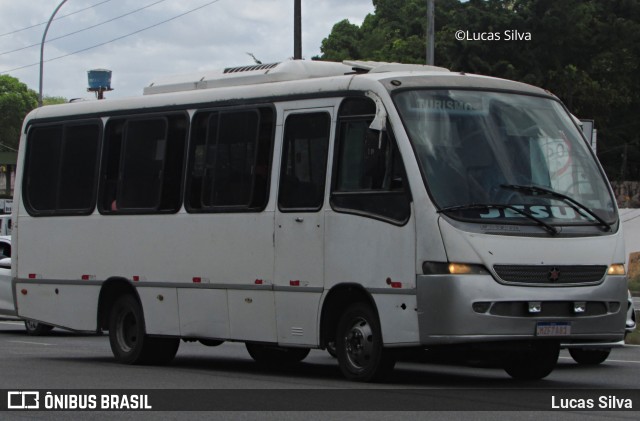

{"left": 416, "top": 274, "right": 628, "bottom": 345}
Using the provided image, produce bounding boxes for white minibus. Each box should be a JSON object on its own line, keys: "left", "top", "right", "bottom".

{"left": 12, "top": 60, "right": 628, "bottom": 381}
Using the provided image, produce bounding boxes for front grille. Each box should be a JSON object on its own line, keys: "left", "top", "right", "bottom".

{"left": 493, "top": 265, "right": 607, "bottom": 286}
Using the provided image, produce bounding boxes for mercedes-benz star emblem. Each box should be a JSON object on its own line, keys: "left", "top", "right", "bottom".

{"left": 548, "top": 267, "right": 561, "bottom": 282}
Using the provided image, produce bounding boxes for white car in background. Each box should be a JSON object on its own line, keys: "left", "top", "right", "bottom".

{"left": 0, "top": 235, "right": 15, "bottom": 319}
{"left": 0, "top": 215, "right": 12, "bottom": 236}
{"left": 0, "top": 235, "right": 54, "bottom": 335}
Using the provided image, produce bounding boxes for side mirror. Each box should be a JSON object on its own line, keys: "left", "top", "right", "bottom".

{"left": 369, "top": 111, "right": 387, "bottom": 131}
{"left": 367, "top": 92, "right": 388, "bottom": 132}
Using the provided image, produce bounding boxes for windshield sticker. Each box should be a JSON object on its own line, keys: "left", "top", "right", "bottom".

{"left": 479, "top": 205, "right": 591, "bottom": 220}
{"left": 543, "top": 135, "right": 574, "bottom": 191}
{"left": 417, "top": 98, "right": 482, "bottom": 112}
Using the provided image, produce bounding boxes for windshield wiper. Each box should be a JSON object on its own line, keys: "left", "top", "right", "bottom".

{"left": 438, "top": 203, "right": 559, "bottom": 235}
{"left": 500, "top": 184, "right": 612, "bottom": 232}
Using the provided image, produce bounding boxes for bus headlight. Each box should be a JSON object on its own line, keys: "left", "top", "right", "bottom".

{"left": 422, "top": 262, "right": 489, "bottom": 275}
{"left": 607, "top": 264, "right": 625, "bottom": 276}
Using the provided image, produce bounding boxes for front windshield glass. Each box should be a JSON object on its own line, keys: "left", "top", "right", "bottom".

{"left": 394, "top": 89, "right": 617, "bottom": 226}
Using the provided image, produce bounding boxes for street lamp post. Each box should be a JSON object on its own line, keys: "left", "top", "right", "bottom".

{"left": 426, "top": 0, "right": 434, "bottom": 65}
{"left": 294, "top": 0, "right": 301, "bottom": 59}
{"left": 39, "top": 0, "right": 68, "bottom": 107}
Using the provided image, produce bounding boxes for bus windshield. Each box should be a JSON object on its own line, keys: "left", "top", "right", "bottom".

{"left": 394, "top": 89, "right": 617, "bottom": 227}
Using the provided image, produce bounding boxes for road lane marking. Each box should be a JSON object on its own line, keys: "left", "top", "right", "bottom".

{"left": 0, "top": 321, "right": 24, "bottom": 325}
{"left": 560, "top": 356, "right": 640, "bottom": 364}
{"left": 8, "top": 340, "right": 54, "bottom": 346}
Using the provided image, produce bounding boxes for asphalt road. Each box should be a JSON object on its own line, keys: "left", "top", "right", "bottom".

{"left": 1, "top": 319, "right": 639, "bottom": 420}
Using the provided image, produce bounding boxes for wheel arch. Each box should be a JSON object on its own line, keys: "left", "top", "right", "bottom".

{"left": 97, "top": 277, "right": 141, "bottom": 331}
{"left": 319, "top": 283, "right": 379, "bottom": 349}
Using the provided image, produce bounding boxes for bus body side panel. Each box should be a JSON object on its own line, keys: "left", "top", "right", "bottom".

{"left": 324, "top": 210, "right": 420, "bottom": 345}
{"left": 14, "top": 282, "right": 100, "bottom": 332}
{"left": 370, "top": 293, "right": 420, "bottom": 346}
{"left": 274, "top": 291, "right": 322, "bottom": 346}
{"left": 228, "top": 289, "right": 277, "bottom": 342}
{"left": 177, "top": 288, "right": 229, "bottom": 339}
{"left": 137, "top": 286, "right": 180, "bottom": 335}
{"left": 14, "top": 210, "right": 275, "bottom": 337}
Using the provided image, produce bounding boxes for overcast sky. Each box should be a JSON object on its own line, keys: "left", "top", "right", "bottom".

{"left": 0, "top": 0, "right": 374, "bottom": 100}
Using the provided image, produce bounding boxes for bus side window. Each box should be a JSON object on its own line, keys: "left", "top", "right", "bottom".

{"left": 119, "top": 117, "right": 169, "bottom": 209}
{"left": 99, "top": 114, "right": 187, "bottom": 214}
{"left": 24, "top": 121, "right": 101, "bottom": 216}
{"left": 185, "top": 107, "right": 274, "bottom": 212}
{"left": 101, "top": 120, "right": 124, "bottom": 211}
{"left": 278, "top": 113, "right": 331, "bottom": 211}
{"left": 330, "top": 97, "right": 411, "bottom": 224}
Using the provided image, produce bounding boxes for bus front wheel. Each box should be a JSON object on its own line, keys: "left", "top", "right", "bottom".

{"left": 503, "top": 341, "right": 559, "bottom": 380}
{"left": 108, "top": 295, "right": 179, "bottom": 365}
{"left": 569, "top": 348, "right": 611, "bottom": 365}
{"left": 335, "top": 303, "right": 395, "bottom": 382}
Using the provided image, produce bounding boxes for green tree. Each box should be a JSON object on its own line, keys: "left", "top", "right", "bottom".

{"left": 0, "top": 75, "right": 38, "bottom": 150}
{"left": 43, "top": 96, "right": 68, "bottom": 106}
{"left": 318, "top": 0, "right": 640, "bottom": 181}
{"left": 319, "top": 19, "right": 363, "bottom": 61}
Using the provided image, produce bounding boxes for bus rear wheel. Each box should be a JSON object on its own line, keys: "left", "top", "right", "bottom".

{"left": 109, "top": 295, "right": 179, "bottom": 365}
{"left": 569, "top": 348, "right": 611, "bottom": 365}
{"left": 503, "top": 341, "right": 559, "bottom": 380}
{"left": 246, "top": 343, "right": 310, "bottom": 364}
{"left": 335, "top": 303, "right": 395, "bottom": 382}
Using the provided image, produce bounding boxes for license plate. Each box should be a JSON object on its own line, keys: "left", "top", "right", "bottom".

{"left": 536, "top": 322, "right": 571, "bottom": 336}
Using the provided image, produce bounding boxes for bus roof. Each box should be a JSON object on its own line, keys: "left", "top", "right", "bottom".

{"left": 24, "top": 60, "right": 551, "bottom": 124}
{"left": 142, "top": 60, "right": 450, "bottom": 95}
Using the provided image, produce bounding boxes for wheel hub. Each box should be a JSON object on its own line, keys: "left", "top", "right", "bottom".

{"left": 116, "top": 310, "right": 137, "bottom": 353}
{"left": 344, "top": 317, "right": 373, "bottom": 369}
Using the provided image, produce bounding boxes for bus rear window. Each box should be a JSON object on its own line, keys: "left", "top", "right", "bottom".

{"left": 24, "top": 121, "right": 101, "bottom": 215}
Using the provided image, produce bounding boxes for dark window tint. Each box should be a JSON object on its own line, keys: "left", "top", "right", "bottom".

{"left": 331, "top": 98, "right": 410, "bottom": 224}
{"left": 25, "top": 126, "right": 62, "bottom": 211}
{"left": 24, "top": 122, "right": 100, "bottom": 215}
{"left": 278, "top": 113, "right": 330, "bottom": 211}
{"left": 186, "top": 107, "right": 274, "bottom": 212}
{"left": 58, "top": 124, "right": 100, "bottom": 210}
{"left": 119, "top": 118, "right": 168, "bottom": 209}
{"left": 99, "top": 113, "right": 187, "bottom": 213}
{"left": 335, "top": 120, "right": 405, "bottom": 192}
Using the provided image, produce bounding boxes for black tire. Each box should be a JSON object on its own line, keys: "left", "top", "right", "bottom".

{"left": 24, "top": 320, "right": 54, "bottom": 336}
{"left": 108, "top": 295, "right": 179, "bottom": 365}
{"left": 503, "top": 341, "right": 559, "bottom": 380}
{"left": 569, "top": 348, "right": 611, "bottom": 365}
{"left": 335, "top": 303, "right": 395, "bottom": 382}
{"left": 326, "top": 341, "right": 337, "bottom": 358}
{"left": 246, "top": 343, "right": 310, "bottom": 365}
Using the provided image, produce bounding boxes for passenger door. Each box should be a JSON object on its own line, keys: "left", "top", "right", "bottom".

{"left": 274, "top": 108, "right": 333, "bottom": 346}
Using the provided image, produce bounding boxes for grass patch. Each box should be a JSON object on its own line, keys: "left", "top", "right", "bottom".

{"left": 629, "top": 252, "right": 640, "bottom": 294}
{"left": 626, "top": 323, "right": 640, "bottom": 345}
